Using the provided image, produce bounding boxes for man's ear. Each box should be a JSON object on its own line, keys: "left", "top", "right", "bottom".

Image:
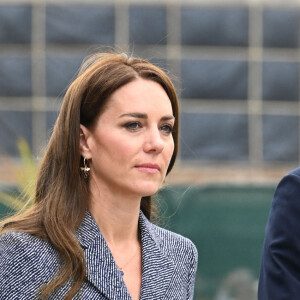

{"left": 79, "top": 124, "right": 92, "bottom": 159}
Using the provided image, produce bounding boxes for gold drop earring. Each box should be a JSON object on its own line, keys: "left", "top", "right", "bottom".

{"left": 80, "top": 157, "right": 90, "bottom": 179}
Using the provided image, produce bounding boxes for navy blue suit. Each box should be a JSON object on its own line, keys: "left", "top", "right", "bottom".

{"left": 0, "top": 211, "right": 198, "bottom": 299}
{"left": 258, "top": 167, "right": 300, "bottom": 299}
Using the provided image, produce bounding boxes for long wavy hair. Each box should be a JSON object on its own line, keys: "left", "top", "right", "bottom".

{"left": 0, "top": 52, "right": 179, "bottom": 299}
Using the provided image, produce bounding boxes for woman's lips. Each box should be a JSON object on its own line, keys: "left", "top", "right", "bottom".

{"left": 135, "top": 163, "right": 160, "bottom": 174}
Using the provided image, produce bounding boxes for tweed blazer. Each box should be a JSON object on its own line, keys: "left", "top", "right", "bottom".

{"left": 0, "top": 211, "right": 198, "bottom": 299}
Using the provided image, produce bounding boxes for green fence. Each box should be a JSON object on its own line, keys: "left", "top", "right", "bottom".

{"left": 157, "top": 185, "right": 275, "bottom": 299}
{"left": 0, "top": 184, "right": 275, "bottom": 299}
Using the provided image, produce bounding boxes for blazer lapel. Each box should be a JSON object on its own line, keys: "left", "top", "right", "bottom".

{"left": 76, "top": 212, "right": 131, "bottom": 300}
{"left": 76, "top": 211, "right": 176, "bottom": 299}
{"left": 139, "top": 213, "right": 176, "bottom": 299}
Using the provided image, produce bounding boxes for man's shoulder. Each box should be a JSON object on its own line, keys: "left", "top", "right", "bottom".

{"left": 286, "top": 166, "right": 300, "bottom": 177}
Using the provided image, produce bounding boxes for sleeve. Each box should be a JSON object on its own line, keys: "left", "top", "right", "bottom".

{"left": 0, "top": 232, "right": 43, "bottom": 299}
{"left": 187, "top": 242, "right": 198, "bottom": 300}
{"left": 258, "top": 171, "right": 300, "bottom": 300}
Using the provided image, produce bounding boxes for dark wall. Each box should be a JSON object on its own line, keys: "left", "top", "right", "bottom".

{"left": 0, "top": 2, "right": 299, "bottom": 168}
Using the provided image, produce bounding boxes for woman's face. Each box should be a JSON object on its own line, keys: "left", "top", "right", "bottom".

{"left": 80, "top": 78, "right": 175, "bottom": 199}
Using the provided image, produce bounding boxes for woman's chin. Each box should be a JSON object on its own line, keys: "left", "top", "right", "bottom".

{"left": 136, "top": 184, "right": 161, "bottom": 198}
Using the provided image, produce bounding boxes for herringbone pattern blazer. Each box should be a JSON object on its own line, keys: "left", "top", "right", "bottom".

{"left": 0, "top": 211, "right": 198, "bottom": 299}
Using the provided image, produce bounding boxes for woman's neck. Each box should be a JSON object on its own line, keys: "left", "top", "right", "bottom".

{"left": 88, "top": 184, "right": 141, "bottom": 247}
{"left": 88, "top": 180, "right": 143, "bottom": 300}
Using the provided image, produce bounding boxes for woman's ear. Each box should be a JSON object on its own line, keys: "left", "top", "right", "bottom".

{"left": 79, "top": 124, "right": 92, "bottom": 159}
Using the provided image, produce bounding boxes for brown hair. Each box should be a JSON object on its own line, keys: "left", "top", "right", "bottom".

{"left": 0, "top": 52, "right": 179, "bottom": 299}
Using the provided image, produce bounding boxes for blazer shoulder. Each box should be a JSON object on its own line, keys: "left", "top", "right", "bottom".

{"left": 0, "top": 230, "right": 55, "bottom": 255}
{"left": 150, "top": 224, "right": 198, "bottom": 299}
{"left": 1, "top": 229, "right": 42, "bottom": 244}
{"left": 0, "top": 230, "right": 58, "bottom": 265}
{"left": 0, "top": 231, "right": 59, "bottom": 298}
{"left": 151, "top": 223, "right": 198, "bottom": 260}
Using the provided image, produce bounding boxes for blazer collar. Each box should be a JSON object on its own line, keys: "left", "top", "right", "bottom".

{"left": 76, "top": 211, "right": 175, "bottom": 299}
{"left": 138, "top": 212, "right": 175, "bottom": 299}
{"left": 76, "top": 211, "right": 131, "bottom": 299}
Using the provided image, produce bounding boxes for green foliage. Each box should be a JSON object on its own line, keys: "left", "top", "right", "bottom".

{"left": 0, "top": 139, "right": 37, "bottom": 211}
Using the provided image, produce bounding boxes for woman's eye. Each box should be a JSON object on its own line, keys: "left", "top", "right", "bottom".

{"left": 124, "top": 122, "right": 142, "bottom": 131}
{"left": 160, "top": 124, "right": 174, "bottom": 134}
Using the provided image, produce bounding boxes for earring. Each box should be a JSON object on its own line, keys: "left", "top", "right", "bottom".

{"left": 80, "top": 157, "right": 90, "bottom": 179}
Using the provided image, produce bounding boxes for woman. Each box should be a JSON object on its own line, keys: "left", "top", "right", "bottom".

{"left": 0, "top": 52, "right": 198, "bottom": 300}
{"left": 258, "top": 167, "right": 300, "bottom": 299}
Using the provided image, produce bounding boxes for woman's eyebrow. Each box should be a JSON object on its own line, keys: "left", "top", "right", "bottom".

{"left": 161, "top": 115, "right": 175, "bottom": 121}
{"left": 119, "top": 112, "right": 147, "bottom": 119}
{"left": 119, "top": 113, "right": 175, "bottom": 121}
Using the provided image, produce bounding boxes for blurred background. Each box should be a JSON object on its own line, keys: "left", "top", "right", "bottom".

{"left": 1, "top": 0, "right": 300, "bottom": 299}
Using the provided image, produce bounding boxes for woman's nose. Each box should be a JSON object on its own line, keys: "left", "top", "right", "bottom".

{"left": 143, "top": 128, "right": 164, "bottom": 153}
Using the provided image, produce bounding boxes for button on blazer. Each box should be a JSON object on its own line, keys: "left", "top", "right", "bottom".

{"left": 0, "top": 211, "right": 198, "bottom": 299}
{"left": 258, "top": 167, "right": 300, "bottom": 299}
